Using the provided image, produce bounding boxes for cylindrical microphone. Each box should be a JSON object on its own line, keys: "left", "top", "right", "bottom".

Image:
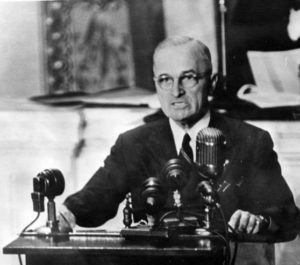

{"left": 196, "top": 127, "right": 226, "bottom": 179}
{"left": 140, "top": 177, "right": 165, "bottom": 214}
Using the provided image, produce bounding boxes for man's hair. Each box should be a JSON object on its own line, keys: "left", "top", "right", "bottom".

{"left": 153, "top": 36, "right": 212, "bottom": 74}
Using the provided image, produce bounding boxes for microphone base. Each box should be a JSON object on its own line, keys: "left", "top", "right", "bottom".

{"left": 121, "top": 216, "right": 201, "bottom": 239}
{"left": 195, "top": 228, "right": 213, "bottom": 236}
{"left": 35, "top": 225, "right": 53, "bottom": 235}
{"left": 20, "top": 229, "right": 70, "bottom": 243}
{"left": 161, "top": 216, "right": 199, "bottom": 234}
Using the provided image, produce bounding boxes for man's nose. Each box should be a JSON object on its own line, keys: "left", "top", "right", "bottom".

{"left": 171, "top": 79, "right": 184, "bottom": 97}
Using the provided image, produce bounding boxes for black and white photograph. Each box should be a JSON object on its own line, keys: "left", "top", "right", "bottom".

{"left": 1, "top": 1, "right": 300, "bottom": 265}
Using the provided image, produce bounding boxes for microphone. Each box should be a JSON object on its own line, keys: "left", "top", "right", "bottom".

{"left": 195, "top": 128, "right": 226, "bottom": 232}
{"left": 141, "top": 177, "right": 165, "bottom": 215}
{"left": 162, "top": 158, "right": 187, "bottom": 191}
{"left": 31, "top": 169, "right": 65, "bottom": 233}
{"left": 162, "top": 158, "right": 187, "bottom": 208}
{"left": 196, "top": 127, "right": 226, "bottom": 180}
{"left": 197, "top": 180, "right": 220, "bottom": 207}
{"left": 32, "top": 169, "right": 65, "bottom": 212}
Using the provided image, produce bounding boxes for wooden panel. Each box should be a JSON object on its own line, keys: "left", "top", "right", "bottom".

{"left": 26, "top": 255, "right": 223, "bottom": 265}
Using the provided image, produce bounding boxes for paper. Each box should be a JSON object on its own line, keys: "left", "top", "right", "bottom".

{"left": 237, "top": 49, "right": 300, "bottom": 108}
{"left": 237, "top": 84, "right": 300, "bottom": 108}
{"left": 248, "top": 48, "right": 300, "bottom": 94}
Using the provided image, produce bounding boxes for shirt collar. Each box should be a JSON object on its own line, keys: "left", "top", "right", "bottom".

{"left": 169, "top": 110, "right": 211, "bottom": 157}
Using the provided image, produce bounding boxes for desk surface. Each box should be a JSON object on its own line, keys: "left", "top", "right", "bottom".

{"left": 3, "top": 232, "right": 225, "bottom": 257}
{"left": 4, "top": 231, "right": 283, "bottom": 265}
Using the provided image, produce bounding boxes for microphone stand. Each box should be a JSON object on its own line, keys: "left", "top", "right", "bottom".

{"left": 219, "top": 0, "right": 227, "bottom": 92}
{"left": 203, "top": 202, "right": 212, "bottom": 231}
{"left": 213, "top": 0, "right": 228, "bottom": 100}
{"left": 196, "top": 180, "right": 220, "bottom": 235}
{"left": 46, "top": 197, "right": 59, "bottom": 233}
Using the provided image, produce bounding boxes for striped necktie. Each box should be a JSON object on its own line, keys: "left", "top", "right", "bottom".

{"left": 179, "top": 133, "right": 193, "bottom": 163}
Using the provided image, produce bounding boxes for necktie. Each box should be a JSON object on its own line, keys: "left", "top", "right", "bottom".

{"left": 180, "top": 133, "right": 193, "bottom": 163}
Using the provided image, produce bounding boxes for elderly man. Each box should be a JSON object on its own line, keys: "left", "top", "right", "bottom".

{"left": 59, "top": 36, "right": 298, "bottom": 236}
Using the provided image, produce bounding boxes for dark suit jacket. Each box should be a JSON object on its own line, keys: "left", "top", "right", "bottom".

{"left": 65, "top": 112, "right": 298, "bottom": 235}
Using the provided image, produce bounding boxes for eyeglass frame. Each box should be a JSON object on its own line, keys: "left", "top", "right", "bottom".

{"left": 153, "top": 70, "right": 211, "bottom": 91}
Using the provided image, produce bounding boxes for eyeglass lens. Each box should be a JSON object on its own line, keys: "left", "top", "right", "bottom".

{"left": 157, "top": 73, "right": 199, "bottom": 90}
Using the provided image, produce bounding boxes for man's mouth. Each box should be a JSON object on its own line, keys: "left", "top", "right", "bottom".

{"left": 171, "top": 101, "right": 187, "bottom": 108}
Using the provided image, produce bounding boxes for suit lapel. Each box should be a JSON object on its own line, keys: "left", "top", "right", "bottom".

{"left": 208, "top": 112, "right": 240, "bottom": 183}
{"left": 145, "top": 119, "right": 178, "bottom": 170}
{"left": 208, "top": 111, "right": 233, "bottom": 149}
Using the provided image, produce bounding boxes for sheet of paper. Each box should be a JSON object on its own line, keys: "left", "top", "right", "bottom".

{"left": 238, "top": 49, "right": 300, "bottom": 107}
{"left": 237, "top": 84, "right": 300, "bottom": 108}
{"left": 247, "top": 48, "right": 300, "bottom": 94}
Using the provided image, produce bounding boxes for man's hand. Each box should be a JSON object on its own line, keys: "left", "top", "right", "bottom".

{"left": 228, "top": 210, "right": 266, "bottom": 234}
{"left": 57, "top": 204, "right": 76, "bottom": 233}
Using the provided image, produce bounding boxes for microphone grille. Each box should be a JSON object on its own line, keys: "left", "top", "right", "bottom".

{"left": 196, "top": 127, "right": 226, "bottom": 177}
{"left": 196, "top": 127, "right": 224, "bottom": 144}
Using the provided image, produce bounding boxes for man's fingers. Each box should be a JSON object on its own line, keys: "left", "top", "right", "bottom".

{"left": 228, "top": 210, "right": 263, "bottom": 234}
{"left": 246, "top": 214, "right": 257, "bottom": 234}
{"left": 228, "top": 210, "right": 242, "bottom": 230}
{"left": 238, "top": 211, "right": 251, "bottom": 232}
{"left": 252, "top": 218, "right": 261, "bottom": 234}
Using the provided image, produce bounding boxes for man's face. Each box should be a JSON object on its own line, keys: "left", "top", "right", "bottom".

{"left": 153, "top": 45, "right": 211, "bottom": 126}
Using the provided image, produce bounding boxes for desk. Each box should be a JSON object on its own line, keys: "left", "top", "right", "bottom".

{"left": 3, "top": 232, "right": 226, "bottom": 265}
{"left": 4, "top": 230, "right": 294, "bottom": 265}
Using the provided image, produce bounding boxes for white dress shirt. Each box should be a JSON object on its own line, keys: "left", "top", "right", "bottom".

{"left": 169, "top": 111, "right": 211, "bottom": 161}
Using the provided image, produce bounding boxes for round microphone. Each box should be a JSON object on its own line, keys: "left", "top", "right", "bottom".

{"left": 31, "top": 169, "right": 65, "bottom": 233}
{"left": 34, "top": 169, "right": 65, "bottom": 199}
{"left": 197, "top": 180, "right": 220, "bottom": 207}
{"left": 161, "top": 158, "right": 188, "bottom": 191}
{"left": 196, "top": 127, "right": 226, "bottom": 179}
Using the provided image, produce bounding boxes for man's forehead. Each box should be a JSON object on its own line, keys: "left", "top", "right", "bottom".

{"left": 154, "top": 44, "right": 191, "bottom": 59}
{"left": 153, "top": 46, "right": 210, "bottom": 75}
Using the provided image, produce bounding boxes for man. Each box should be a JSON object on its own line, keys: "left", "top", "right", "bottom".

{"left": 59, "top": 36, "right": 298, "bottom": 236}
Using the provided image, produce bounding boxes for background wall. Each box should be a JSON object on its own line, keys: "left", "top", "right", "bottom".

{"left": 163, "top": 0, "right": 218, "bottom": 74}
{"left": 0, "top": 1, "right": 44, "bottom": 99}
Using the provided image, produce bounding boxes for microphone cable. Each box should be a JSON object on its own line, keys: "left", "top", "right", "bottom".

{"left": 20, "top": 211, "right": 41, "bottom": 234}
{"left": 208, "top": 229, "right": 231, "bottom": 265}
{"left": 212, "top": 205, "right": 231, "bottom": 265}
{"left": 18, "top": 211, "right": 41, "bottom": 265}
{"left": 18, "top": 253, "right": 23, "bottom": 265}
{"left": 216, "top": 205, "right": 239, "bottom": 265}
{"left": 227, "top": 224, "right": 238, "bottom": 265}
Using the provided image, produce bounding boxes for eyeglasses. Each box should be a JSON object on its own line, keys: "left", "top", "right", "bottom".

{"left": 153, "top": 72, "right": 209, "bottom": 91}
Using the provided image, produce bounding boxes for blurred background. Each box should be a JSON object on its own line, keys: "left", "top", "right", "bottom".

{"left": 1, "top": 1, "right": 300, "bottom": 264}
